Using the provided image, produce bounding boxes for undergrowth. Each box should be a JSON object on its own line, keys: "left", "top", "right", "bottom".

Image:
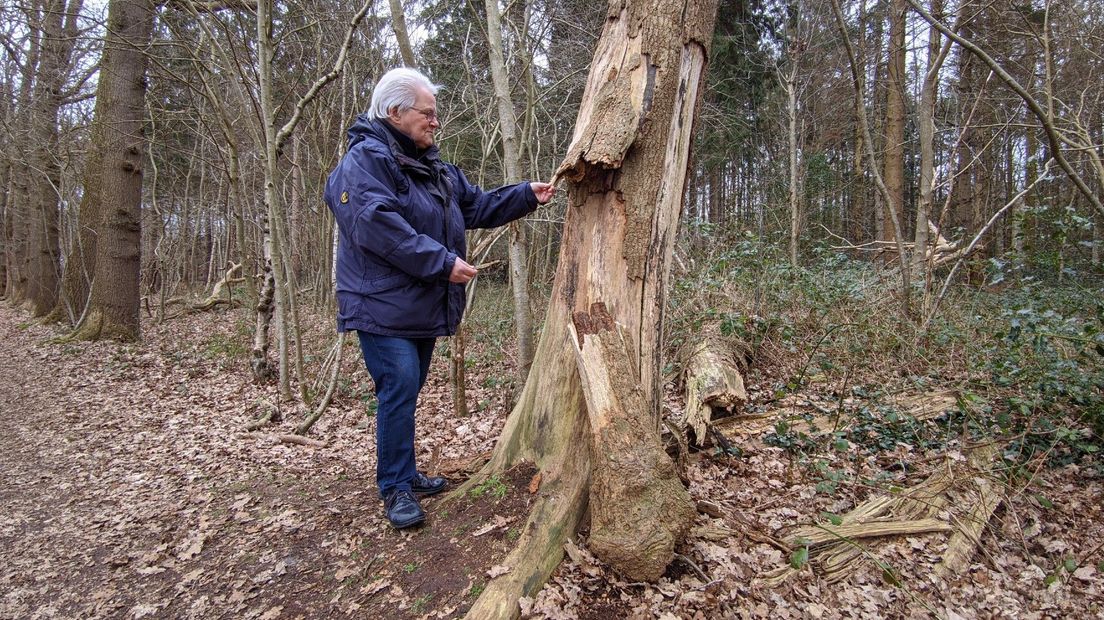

{"left": 667, "top": 231, "right": 1104, "bottom": 475}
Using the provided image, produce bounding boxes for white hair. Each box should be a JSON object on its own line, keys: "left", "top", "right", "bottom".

{"left": 367, "top": 68, "right": 440, "bottom": 120}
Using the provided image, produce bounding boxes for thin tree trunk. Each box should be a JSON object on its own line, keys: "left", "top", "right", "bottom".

{"left": 785, "top": 69, "right": 800, "bottom": 267}
{"left": 830, "top": 0, "right": 911, "bottom": 306}
{"left": 915, "top": 0, "right": 950, "bottom": 288}
{"left": 249, "top": 0, "right": 374, "bottom": 385}
{"left": 882, "top": 0, "right": 907, "bottom": 252}
{"left": 485, "top": 0, "right": 535, "bottom": 377}
{"left": 388, "top": 0, "right": 417, "bottom": 68}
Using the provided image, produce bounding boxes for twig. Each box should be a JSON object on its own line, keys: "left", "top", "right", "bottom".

{"left": 297, "top": 332, "right": 346, "bottom": 435}
{"left": 905, "top": 0, "right": 1104, "bottom": 220}
{"left": 245, "top": 398, "right": 280, "bottom": 431}
{"left": 278, "top": 434, "right": 326, "bottom": 448}
{"left": 674, "top": 553, "right": 710, "bottom": 584}
{"left": 919, "top": 159, "right": 1055, "bottom": 335}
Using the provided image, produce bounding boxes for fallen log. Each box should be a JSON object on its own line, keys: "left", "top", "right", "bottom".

{"left": 570, "top": 303, "right": 695, "bottom": 581}
{"left": 165, "top": 262, "right": 245, "bottom": 319}
{"left": 727, "top": 389, "right": 959, "bottom": 436}
{"left": 787, "top": 518, "right": 952, "bottom": 547}
{"left": 682, "top": 336, "right": 747, "bottom": 446}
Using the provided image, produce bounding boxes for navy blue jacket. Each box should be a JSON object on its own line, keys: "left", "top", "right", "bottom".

{"left": 324, "top": 116, "right": 538, "bottom": 337}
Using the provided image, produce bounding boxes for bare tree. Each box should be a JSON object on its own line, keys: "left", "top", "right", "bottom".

{"left": 485, "top": 0, "right": 535, "bottom": 375}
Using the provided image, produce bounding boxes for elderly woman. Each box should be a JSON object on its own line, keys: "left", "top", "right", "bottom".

{"left": 324, "top": 67, "right": 555, "bottom": 529}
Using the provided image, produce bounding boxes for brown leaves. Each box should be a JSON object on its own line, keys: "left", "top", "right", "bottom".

{"left": 1, "top": 305, "right": 1101, "bottom": 619}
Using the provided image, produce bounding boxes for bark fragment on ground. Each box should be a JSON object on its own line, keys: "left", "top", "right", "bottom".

{"left": 570, "top": 303, "right": 695, "bottom": 581}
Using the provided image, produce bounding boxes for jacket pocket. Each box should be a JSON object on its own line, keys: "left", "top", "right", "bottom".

{"left": 363, "top": 272, "right": 409, "bottom": 294}
{"left": 355, "top": 275, "right": 448, "bottom": 333}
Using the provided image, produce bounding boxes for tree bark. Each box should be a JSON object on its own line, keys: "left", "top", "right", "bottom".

{"left": 569, "top": 304, "right": 695, "bottom": 581}
{"left": 882, "top": 0, "right": 907, "bottom": 249}
{"left": 45, "top": 5, "right": 107, "bottom": 325}
{"left": 485, "top": 0, "right": 535, "bottom": 377}
{"left": 463, "top": 0, "right": 719, "bottom": 616}
{"left": 24, "top": 0, "right": 81, "bottom": 317}
{"left": 785, "top": 68, "right": 800, "bottom": 267}
{"left": 388, "top": 0, "right": 417, "bottom": 68}
{"left": 683, "top": 336, "right": 746, "bottom": 447}
{"left": 915, "top": 0, "right": 950, "bottom": 281}
{"left": 71, "top": 0, "right": 156, "bottom": 342}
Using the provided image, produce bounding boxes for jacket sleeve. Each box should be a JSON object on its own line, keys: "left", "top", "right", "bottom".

{"left": 327, "top": 147, "right": 454, "bottom": 282}
{"left": 451, "top": 165, "right": 539, "bottom": 230}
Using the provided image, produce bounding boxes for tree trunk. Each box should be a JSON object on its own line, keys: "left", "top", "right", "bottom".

{"left": 388, "top": 0, "right": 417, "bottom": 68}
{"left": 569, "top": 304, "right": 695, "bottom": 581}
{"left": 463, "top": 0, "right": 719, "bottom": 616}
{"left": 71, "top": 0, "right": 155, "bottom": 342}
{"left": 882, "top": 0, "right": 907, "bottom": 250}
{"left": 785, "top": 69, "right": 800, "bottom": 267}
{"left": 0, "top": 160, "right": 10, "bottom": 298}
{"left": 915, "top": 0, "right": 948, "bottom": 288}
{"left": 45, "top": 32, "right": 108, "bottom": 326}
{"left": 5, "top": 3, "right": 43, "bottom": 308}
{"left": 24, "top": 0, "right": 79, "bottom": 317}
{"left": 485, "top": 0, "right": 535, "bottom": 377}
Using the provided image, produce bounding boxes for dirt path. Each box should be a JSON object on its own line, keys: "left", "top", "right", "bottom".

{"left": 0, "top": 307, "right": 525, "bottom": 619}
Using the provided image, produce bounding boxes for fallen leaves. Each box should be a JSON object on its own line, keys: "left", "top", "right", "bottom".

{"left": 1, "top": 305, "right": 1101, "bottom": 620}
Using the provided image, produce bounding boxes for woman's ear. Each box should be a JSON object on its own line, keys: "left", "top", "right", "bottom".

{"left": 387, "top": 106, "right": 402, "bottom": 123}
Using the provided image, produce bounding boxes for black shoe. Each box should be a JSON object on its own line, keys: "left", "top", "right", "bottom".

{"left": 384, "top": 490, "right": 425, "bottom": 529}
{"left": 412, "top": 471, "right": 448, "bottom": 497}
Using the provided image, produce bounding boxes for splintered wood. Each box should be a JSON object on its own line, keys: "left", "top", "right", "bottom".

{"left": 760, "top": 444, "right": 1002, "bottom": 586}
{"left": 682, "top": 337, "right": 747, "bottom": 446}
{"left": 570, "top": 303, "right": 695, "bottom": 581}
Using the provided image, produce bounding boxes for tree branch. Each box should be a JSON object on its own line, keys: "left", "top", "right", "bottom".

{"left": 273, "top": 0, "right": 375, "bottom": 150}
{"left": 905, "top": 0, "right": 1104, "bottom": 220}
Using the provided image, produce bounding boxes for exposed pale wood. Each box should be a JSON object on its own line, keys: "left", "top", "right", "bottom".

{"left": 463, "top": 0, "right": 719, "bottom": 615}
{"left": 570, "top": 305, "right": 695, "bottom": 581}
{"left": 245, "top": 398, "right": 281, "bottom": 431}
{"left": 164, "top": 262, "right": 244, "bottom": 318}
{"left": 761, "top": 445, "right": 998, "bottom": 587}
{"left": 683, "top": 337, "right": 747, "bottom": 446}
{"left": 734, "top": 390, "right": 958, "bottom": 436}
{"left": 937, "top": 445, "right": 1002, "bottom": 576}
{"left": 787, "top": 518, "right": 952, "bottom": 547}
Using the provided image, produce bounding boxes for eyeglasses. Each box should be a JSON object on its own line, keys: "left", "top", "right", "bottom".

{"left": 410, "top": 106, "right": 439, "bottom": 122}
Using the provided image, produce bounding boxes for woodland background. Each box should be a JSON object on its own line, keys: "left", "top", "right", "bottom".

{"left": 2, "top": 0, "right": 1103, "bottom": 617}
{"left": 3, "top": 0, "right": 1103, "bottom": 355}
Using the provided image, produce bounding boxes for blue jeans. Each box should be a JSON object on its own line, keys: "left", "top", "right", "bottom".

{"left": 356, "top": 331, "right": 436, "bottom": 498}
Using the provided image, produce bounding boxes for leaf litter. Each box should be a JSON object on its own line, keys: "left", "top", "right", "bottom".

{"left": 0, "top": 304, "right": 1100, "bottom": 619}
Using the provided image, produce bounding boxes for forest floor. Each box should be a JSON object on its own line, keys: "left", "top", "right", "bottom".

{"left": 1, "top": 301, "right": 1102, "bottom": 620}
